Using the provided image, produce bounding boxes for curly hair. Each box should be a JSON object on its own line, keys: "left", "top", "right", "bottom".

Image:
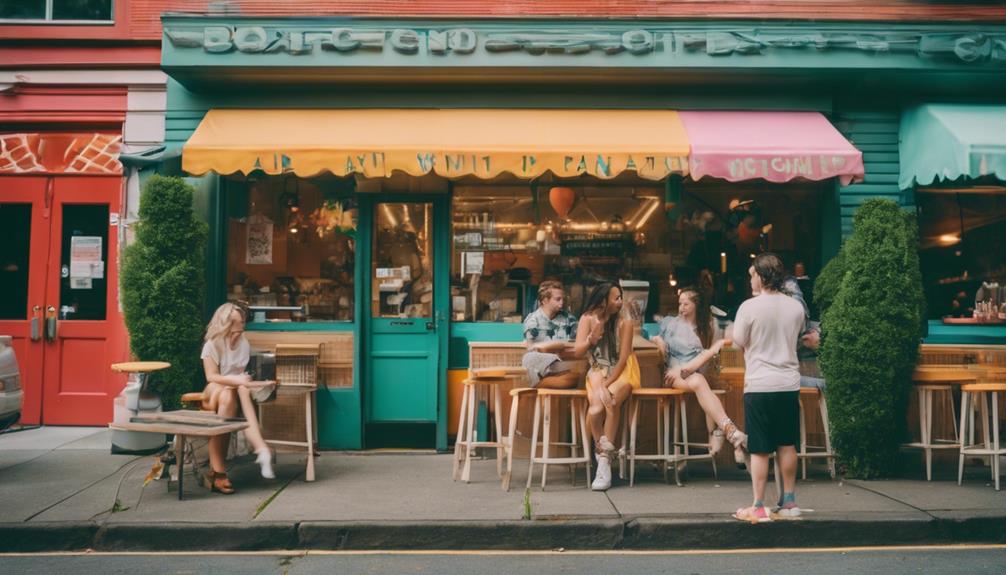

{"left": 537, "top": 280, "right": 565, "bottom": 305}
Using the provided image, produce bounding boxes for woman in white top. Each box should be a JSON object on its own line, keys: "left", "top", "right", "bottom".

{"left": 200, "top": 302, "right": 275, "bottom": 494}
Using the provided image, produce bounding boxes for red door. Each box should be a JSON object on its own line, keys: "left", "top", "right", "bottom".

{"left": 0, "top": 176, "right": 126, "bottom": 425}
{"left": 0, "top": 177, "right": 50, "bottom": 424}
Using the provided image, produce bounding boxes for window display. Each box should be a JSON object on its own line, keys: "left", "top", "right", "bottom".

{"left": 226, "top": 176, "right": 356, "bottom": 323}
{"left": 916, "top": 189, "right": 1006, "bottom": 322}
{"left": 451, "top": 178, "right": 825, "bottom": 323}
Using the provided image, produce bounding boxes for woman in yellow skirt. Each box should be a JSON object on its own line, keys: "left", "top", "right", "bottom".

{"left": 575, "top": 282, "right": 640, "bottom": 491}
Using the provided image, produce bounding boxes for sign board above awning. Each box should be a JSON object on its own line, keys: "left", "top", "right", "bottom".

{"left": 679, "top": 111, "right": 865, "bottom": 186}
{"left": 182, "top": 108, "right": 690, "bottom": 180}
{"left": 900, "top": 104, "right": 1006, "bottom": 189}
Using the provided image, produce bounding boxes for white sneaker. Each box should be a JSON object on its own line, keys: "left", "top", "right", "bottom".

{"left": 591, "top": 454, "right": 612, "bottom": 491}
{"left": 256, "top": 449, "right": 275, "bottom": 479}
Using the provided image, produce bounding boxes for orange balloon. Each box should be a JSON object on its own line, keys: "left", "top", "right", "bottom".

{"left": 549, "top": 187, "right": 575, "bottom": 220}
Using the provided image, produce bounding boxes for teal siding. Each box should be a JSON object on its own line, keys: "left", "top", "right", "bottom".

{"left": 833, "top": 111, "right": 909, "bottom": 238}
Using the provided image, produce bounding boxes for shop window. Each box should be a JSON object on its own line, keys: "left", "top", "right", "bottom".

{"left": 0, "top": 0, "right": 113, "bottom": 21}
{"left": 225, "top": 176, "right": 357, "bottom": 323}
{"left": 916, "top": 189, "right": 1006, "bottom": 322}
{"left": 450, "top": 178, "right": 825, "bottom": 324}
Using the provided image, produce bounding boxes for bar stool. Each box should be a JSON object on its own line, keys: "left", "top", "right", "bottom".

{"left": 526, "top": 388, "right": 592, "bottom": 490}
{"left": 958, "top": 382, "right": 1006, "bottom": 491}
{"left": 672, "top": 388, "right": 726, "bottom": 480}
{"left": 502, "top": 386, "right": 538, "bottom": 491}
{"left": 452, "top": 367, "right": 520, "bottom": 483}
{"left": 626, "top": 388, "right": 686, "bottom": 486}
{"left": 798, "top": 387, "right": 836, "bottom": 479}
{"left": 903, "top": 368, "right": 976, "bottom": 480}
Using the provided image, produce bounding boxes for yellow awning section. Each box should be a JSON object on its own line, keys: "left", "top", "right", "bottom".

{"left": 182, "top": 109, "right": 689, "bottom": 180}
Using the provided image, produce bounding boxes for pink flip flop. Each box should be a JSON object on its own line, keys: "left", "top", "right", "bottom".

{"left": 732, "top": 506, "right": 773, "bottom": 524}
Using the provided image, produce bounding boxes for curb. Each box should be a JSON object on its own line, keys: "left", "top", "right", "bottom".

{"left": 2, "top": 516, "right": 1006, "bottom": 552}
{"left": 298, "top": 519, "right": 625, "bottom": 550}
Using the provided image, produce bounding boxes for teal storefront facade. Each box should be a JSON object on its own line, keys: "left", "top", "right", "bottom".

{"left": 160, "top": 15, "right": 1006, "bottom": 450}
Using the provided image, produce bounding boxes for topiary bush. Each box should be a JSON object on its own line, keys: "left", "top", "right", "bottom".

{"left": 814, "top": 246, "right": 846, "bottom": 318}
{"left": 120, "top": 175, "right": 208, "bottom": 409}
{"left": 818, "top": 198, "right": 925, "bottom": 478}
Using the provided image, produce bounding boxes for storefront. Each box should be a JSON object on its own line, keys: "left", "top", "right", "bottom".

{"left": 160, "top": 16, "right": 1006, "bottom": 449}
{"left": 900, "top": 104, "right": 1006, "bottom": 346}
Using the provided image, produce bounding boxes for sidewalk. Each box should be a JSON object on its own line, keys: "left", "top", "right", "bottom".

{"left": 1, "top": 427, "right": 1004, "bottom": 552}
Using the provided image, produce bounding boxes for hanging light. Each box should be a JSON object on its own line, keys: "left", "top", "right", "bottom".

{"left": 549, "top": 186, "right": 575, "bottom": 220}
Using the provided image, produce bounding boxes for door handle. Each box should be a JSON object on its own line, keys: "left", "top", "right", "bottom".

{"left": 45, "top": 305, "right": 57, "bottom": 342}
{"left": 30, "top": 306, "right": 41, "bottom": 341}
{"left": 426, "top": 321, "right": 435, "bottom": 331}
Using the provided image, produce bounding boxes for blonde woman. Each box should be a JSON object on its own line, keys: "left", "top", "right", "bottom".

{"left": 577, "top": 282, "right": 640, "bottom": 491}
{"left": 201, "top": 302, "right": 275, "bottom": 494}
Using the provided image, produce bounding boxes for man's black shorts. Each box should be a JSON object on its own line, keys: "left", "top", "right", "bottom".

{"left": 744, "top": 391, "right": 800, "bottom": 454}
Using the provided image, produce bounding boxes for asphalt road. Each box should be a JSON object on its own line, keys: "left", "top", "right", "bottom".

{"left": 2, "top": 545, "right": 1006, "bottom": 574}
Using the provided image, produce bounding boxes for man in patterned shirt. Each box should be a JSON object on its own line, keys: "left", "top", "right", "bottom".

{"left": 521, "top": 280, "right": 600, "bottom": 388}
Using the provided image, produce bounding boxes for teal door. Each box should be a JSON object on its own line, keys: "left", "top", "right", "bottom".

{"left": 365, "top": 197, "right": 447, "bottom": 442}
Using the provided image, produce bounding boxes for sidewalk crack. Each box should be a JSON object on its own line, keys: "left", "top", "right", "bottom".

{"left": 23, "top": 455, "right": 143, "bottom": 523}
{"left": 253, "top": 473, "right": 298, "bottom": 520}
{"left": 844, "top": 480, "right": 937, "bottom": 520}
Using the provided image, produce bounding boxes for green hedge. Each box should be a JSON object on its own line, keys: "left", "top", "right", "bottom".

{"left": 120, "top": 176, "right": 208, "bottom": 409}
{"left": 818, "top": 199, "right": 925, "bottom": 478}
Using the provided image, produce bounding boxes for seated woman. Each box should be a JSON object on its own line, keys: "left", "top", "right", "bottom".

{"left": 200, "top": 302, "right": 276, "bottom": 494}
{"left": 577, "top": 282, "right": 640, "bottom": 491}
{"left": 651, "top": 288, "right": 747, "bottom": 466}
{"left": 521, "top": 280, "right": 600, "bottom": 389}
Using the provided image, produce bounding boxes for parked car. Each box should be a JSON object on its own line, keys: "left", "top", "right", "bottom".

{"left": 0, "top": 336, "right": 22, "bottom": 431}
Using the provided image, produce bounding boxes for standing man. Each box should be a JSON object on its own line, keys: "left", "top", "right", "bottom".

{"left": 522, "top": 280, "right": 599, "bottom": 389}
{"left": 731, "top": 253, "right": 805, "bottom": 522}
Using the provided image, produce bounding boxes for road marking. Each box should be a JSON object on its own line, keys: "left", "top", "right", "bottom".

{"left": 3, "top": 544, "right": 1006, "bottom": 557}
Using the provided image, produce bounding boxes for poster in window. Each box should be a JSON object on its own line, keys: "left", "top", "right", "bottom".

{"left": 246, "top": 214, "right": 274, "bottom": 265}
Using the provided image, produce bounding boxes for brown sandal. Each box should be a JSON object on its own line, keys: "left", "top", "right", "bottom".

{"left": 203, "top": 471, "right": 235, "bottom": 494}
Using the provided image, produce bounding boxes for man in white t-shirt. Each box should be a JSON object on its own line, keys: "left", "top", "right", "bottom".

{"left": 730, "top": 253, "right": 805, "bottom": 523}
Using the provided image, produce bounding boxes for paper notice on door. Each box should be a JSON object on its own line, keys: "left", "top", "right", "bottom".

{"left": 70, "top": 261, "right": 104, "bottom": 279}
{"left": 69, "top": 236, "right": 103, "bottom": 281}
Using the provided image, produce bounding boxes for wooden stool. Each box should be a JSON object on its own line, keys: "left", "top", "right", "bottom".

{"left": 958, "top": 383, "right": 1006, "bottom": 491}
{"left": 798, "top": 387, "right": 836, "bottom": 479}
{"left": 626, "top": 388, "right": 686, "bottom": 486}
{"left": 502, "top": 386, "right": 538, "bottom": 491}
{"left": 452, "top": 368, "right": 519, "bottom": 483}
{"left": 672, "top": 388, "right": 726, "bottom": 481}
{"left": 903, "top": 368, "right": 976, "bottom": 480}
{"left": 526, "top": 388, "right": 592, "bottom": 490}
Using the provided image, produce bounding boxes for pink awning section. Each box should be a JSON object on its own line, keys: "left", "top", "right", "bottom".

{"left": 679, "top": 111, "right": 865, "bottom": 186}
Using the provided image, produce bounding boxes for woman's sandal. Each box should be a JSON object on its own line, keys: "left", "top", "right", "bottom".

{"left": 719, "top": 419, "right": 749, "bottom": 468}
{"left": 732, "top": 505, "right": 773, "bottom": 524}
{"left": 203, "top": 471, "right": 235, "bottom": 494}
{"left": 709, "top": 429, "right": 725, "bottom": 456}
